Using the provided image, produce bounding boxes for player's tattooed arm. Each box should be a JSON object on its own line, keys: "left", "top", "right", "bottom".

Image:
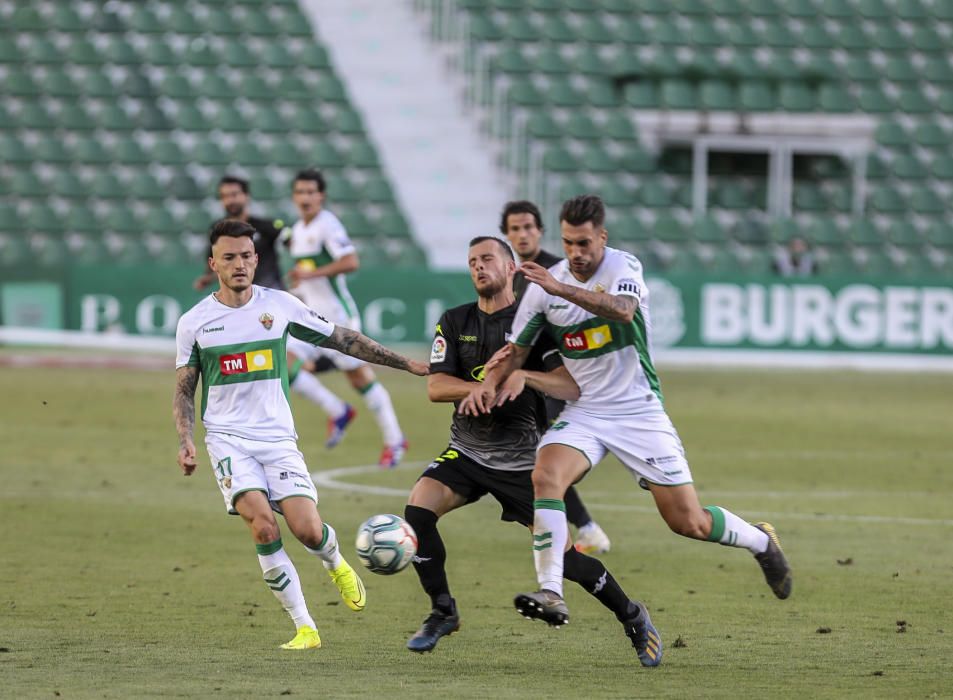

{"left": 556, "top": 286, "right": 637, "bottom": 322}
{"left": 325, "top": 326, "right": 429, "bottom": 376}
{"left": 173, "top": 366, "right": 200, "bottom": 476}
{"left": 520, "top": 261, "right": 637, "bottom": 322}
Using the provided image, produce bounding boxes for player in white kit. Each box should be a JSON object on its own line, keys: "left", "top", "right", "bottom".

{"left": 286, "top": 169, "right": 408, "bottom": 467}
{"left": 173, "top": 220, "right": 428, "bottom": 649}
{"left": 460, "top": 195, "right": 792, "bottom": 627}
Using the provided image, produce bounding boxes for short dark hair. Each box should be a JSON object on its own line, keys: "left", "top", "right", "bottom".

{"left": 499, "top": 200, "right": 544, "bottom": 233}
{"left": 209, "top": 219, "right": 256, "bottom": 246}
{"left": 468, "top": 235, "right": 514, "bottom": 261}
{"left": 294, "top": 168, "right": 326, "bottom": 193}
{"left": 559, "top": 194, "right": 605, "bottom": 229}
{"left": 218, "top": 175, "right": 249, "bottom": 194}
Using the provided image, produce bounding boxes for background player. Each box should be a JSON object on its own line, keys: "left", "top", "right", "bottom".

{"left": 287, "top": 169, "right": 407, "bottom": 467}
{"left": 403, "top": 236, "right": 661, "bottom": 666}
{"left": 193, "top": 174, "right": 356, "bottom": 449}
{"left": 173, "top": 219, "right": 428, "bottom": 650}
{"left": 463, "top": 195, "right": 792, "bottom": 626}
{"left": 501, "top": 199, "right": 611, "bottom": 556}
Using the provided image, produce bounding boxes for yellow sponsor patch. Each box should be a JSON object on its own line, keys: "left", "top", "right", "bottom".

{"left": 245, "top": 349, "right": 274, "bottom": 372}
{"left": 583, "top": 324, "right": 612, "bottom": 349}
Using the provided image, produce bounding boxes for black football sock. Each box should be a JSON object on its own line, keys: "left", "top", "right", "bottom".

{"left": 404, "top": 505, "right": 452, "bottom": 613}
{"left": 563, "top": 547, "right": 631, "bottom": 621}
{"left": 564, "top": 486, "right": 593, "bottom": 529}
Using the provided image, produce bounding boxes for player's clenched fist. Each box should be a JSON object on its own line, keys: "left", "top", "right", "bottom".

{"left": 178, "top": 440, "right": 197, "bottom": 476}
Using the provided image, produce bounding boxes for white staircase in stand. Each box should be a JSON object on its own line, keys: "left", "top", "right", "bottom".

{"left": 299, "top": 0, "right": 512, "bottom": 270}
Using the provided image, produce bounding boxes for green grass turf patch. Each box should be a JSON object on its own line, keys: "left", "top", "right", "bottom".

{"left": 1, "top": 364, "right": 951, "bottom": 698}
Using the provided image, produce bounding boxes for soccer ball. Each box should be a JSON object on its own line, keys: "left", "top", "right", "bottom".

{"left": 355, "top": 514, "right": 418, "bottom": 575}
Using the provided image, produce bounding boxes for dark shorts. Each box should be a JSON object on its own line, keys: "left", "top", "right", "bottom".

{"left": 419, "top": 446, "right": 535, "bottom": 526}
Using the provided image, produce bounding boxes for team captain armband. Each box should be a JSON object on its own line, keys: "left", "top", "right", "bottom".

{"left": 614, "top": 278, "right": 641, "bottom": 298}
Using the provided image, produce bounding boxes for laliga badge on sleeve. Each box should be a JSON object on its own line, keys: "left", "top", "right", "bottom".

{"left": 430, "top": 336, "right": 447, "bottom": 363}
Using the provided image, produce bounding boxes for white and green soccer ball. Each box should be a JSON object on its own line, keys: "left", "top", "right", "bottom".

{"left": 355, "top": 514, "right": 418, "bottom": 575}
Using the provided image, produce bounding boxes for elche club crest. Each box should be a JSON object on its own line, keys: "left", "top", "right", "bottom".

{"left": 259, "top": 312, "right": 274, "bottom": 330}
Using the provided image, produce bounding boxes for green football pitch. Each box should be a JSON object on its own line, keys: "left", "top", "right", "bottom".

{"left": 2, "top": 358, "right": 951, "bottom": 698}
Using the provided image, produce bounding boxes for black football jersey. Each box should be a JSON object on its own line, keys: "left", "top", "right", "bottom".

{"left": 430, "top": 301, "right": 561, "bottom": 470}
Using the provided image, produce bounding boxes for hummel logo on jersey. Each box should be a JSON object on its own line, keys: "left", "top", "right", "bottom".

{"left": 203, "top": 325, "right": 224, "bottom": 334}
{"left": 548, "top": 303, "right": 569, "bottom": 310}
{"left": 550, "top": 421, "right": 569, "bottom": 431}
{"left": 219, "top": 349, "right": 274, "bottom": 375}
{"left": 563, "top": 324, "right": 613, "bottom": 351}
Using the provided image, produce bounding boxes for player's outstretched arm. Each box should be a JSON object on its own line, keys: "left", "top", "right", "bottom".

{"left": 520, "top": 261, "right": 637, "bottom": 322}
{"left": 324, "top": 326, "right": 429, "bottom": 376}
{"left": 427, "top": 373, "right": 475, "bottom": 403}
{"left": 172, "top": 366, "right": 199, "bottom": 476}
{"left": 495, "top": 365, "right": 580, "bottom": 406}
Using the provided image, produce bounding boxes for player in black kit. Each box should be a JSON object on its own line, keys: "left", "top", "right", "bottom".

{"left": 501, "top": 200, "right": 612, "bottom": 555}
{"left": 403, "top": 236, "right": 662, "bottom": 666}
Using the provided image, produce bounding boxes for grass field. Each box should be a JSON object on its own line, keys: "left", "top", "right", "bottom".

{"left": 2, "top": 358, "right": 952, "bottom": 699}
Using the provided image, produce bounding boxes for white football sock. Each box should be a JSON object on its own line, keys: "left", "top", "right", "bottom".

{"left": 533, "top": 499, "right": 568, "bottom": 597}
{"left": 291, "top": 371, "right": 348, "bottom": 418}
{"left": 304, "top": 523, "right": 344, "bottom": 570}
{"left": 257, "top": 539, "right": 315, "bottom": 630}
{"left": 705, "top": 506, "right": 770, "bottom": 554}
{"left": 360, "top": 381, "right": 403, "bottom": 445}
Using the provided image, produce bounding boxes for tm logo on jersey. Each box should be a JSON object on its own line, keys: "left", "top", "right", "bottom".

{"left": 219, "top": 349, "right": 274, "bottom": 375}
{"left": 563, "top": 324, "right": 613, "bottom": 351}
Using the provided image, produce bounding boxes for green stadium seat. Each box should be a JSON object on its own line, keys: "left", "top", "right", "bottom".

{"left": 818, "top": 84, "right": 855, "bottom": 112}
{"left": 239, "top": 8, "right": 281, "bottom": 36}
{"left": 926, "top": 223, "right": 953, "bottom": 248}
{"left": 34, "top": 139, "right": 71, "bottom": 164}
{"left": 193, "top": 142, "right": 229, "bottom": 166}
{"left": 542, "top": 16, "right": 577, "bottom": 42}
{"left": 128, "top": 173, "right": 165, "bottom": 200}
{"left": 910, "top": 189, "right": 944, "bottom": 214}
{"left": 268, "top": 142, "right": 303, "bottom": 167}
{"left": 600, "top": 181, "right": 637, "bottom": 207}
{"left": 660, "top": 80, "right": 696, "bottom": 109}
{"left": 891, "top": 154, "right": 927, "bottom": 180}
{"left": 69, "top": 206, "right": 101, "bottom": 233}
{"left": 51, "top": 4, "right": 85, "bottom": 31}
{"left": 467, "top": 15, "right": 505, "bottom": 41}
{"left": 872, "top": 25, "right": 907, "bottom": 51}
{"left": 333, "top": 108, "right": 366, "bottom": 134}
{"left": 18, "top": 102, "right": 57, "bottom": 130}
{"left": 11, "top": 171, "right": 44, "bottom": 198}
{"left": 922, "top": 57, "right": 953, "bottom": 83}
{"left": 778, "top": 82, "right": 815, "bottom": 112}
{"left": 577, "top": 16, "right": 613, "bottom": 44}
{"left": 263, "top": 44, "right": 296, "bottom": 69}
{"left": 221, "top": 43, "right": 257, "bottom": 68}
{"left": 103, "top": 38, "right": 140, "bottom": 65}
{"left": 793, "top": 184, "right": 827, "bottom": 211}
{"left": 653, "top": 214, "right": 691, "bottom": 243}
{"left": 526, "top": 113, "right": 562, "bottom": 139}
{"left": 699, "top": 81, "right": 736, "bottom": 111}
{"left": 739, "top": 81, "right": 776, "bottom": 111}
{"left": 604, "top": 113, "right": 637, "bottom": 141}
{"left": 725, "top": 23, "right": 760, "bottom": 47}
{"left": 307, "top": 142, "right": 345, "bottom": 169}
{"left": 623, "top": 81, "right": 657, "bottom": 109}
{"left": 895, "top": 87, "right": 932, "bottom": 114}
{"left": 856, "top": 87, "right": 893, "bottom": 113}
{"left": 328, "top": 177, "right": 360, "bottom": 203}
{"left": 11, "top": 5, "right": 45, "bottom": 30}
{"left": 26, "top": 207, "right": 65, "bottom": 234}
{"left": 613, "top": 17, "right": 648, "bottom": 44}
{"left": 363, "top": 176, "right": 394, "bottom": 204}
{"left": 148, "top": 139, "right": 187, "bottom": 166}
{"left": 340, "top": 211, "right": 374, "bottom": 236}
{"left": 346, "top": 140, "right": 381, "bottom": 168}
{"left": 534, "top": 46, "right": 572, "bottom": 75}
{"left": 805, "top": 220, "right": 843, "bottom": 247}
{"left": 494, "top": 45, "right": 533, "bottom": 74}
{"left": 565, "top": 113, "right": 600, "bottom": 140}
{"left": 184, "top": 41, "right": 218, "bottom": 66}
{"left": 584, "top": 80, "right": 620, "bottom": 108}
{"left": 869, "top": 187, "right": 906, "bottom": 213}
{"left": 142, "top": 41, "right": 179, "bottom": 66}
{"left": 584, "top": 144, "right": 619, "bottom": 172}
{"left": 913, "top": 123, "right": 950, "bottom": 148}
{"left": 297, "top": 44, "right": 332, "bottom": 69}
{"left": 372, "top": 207, "right": 411, "bottom": 236}
{"left": 875, "top": 123, "right": 908, "bottom": 147}
{"left": 546, "top": 79, "right": 583, "bottom": 107}
{"left": 542, "top": 146, "right": 578, "bottom": 172}
{"left": 638, "top": 181, "right": 672, "bottom": 208}
{"left": 931, "top": 154, "right": 953, "bottom": 180}
{"left": 847, "top": 220, "right": 882, "bottom": 246}
{"left": 887, "top": 222, "right": 922, "bottom": 247}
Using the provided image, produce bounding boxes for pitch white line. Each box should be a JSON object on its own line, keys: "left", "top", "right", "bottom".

{"left": 311, "top": 463, "right": 953, "bottom": 527}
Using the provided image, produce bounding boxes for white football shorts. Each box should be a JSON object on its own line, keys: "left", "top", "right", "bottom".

{"left": 538, "top": 405, "right": 693, "bottom": 489}
{"left": 205, "top": 433, "right": 318, "bottom": 514}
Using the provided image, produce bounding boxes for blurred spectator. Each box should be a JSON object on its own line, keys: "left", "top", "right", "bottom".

{"left": 773, "top": 237, "right": 818, "bottom": 277}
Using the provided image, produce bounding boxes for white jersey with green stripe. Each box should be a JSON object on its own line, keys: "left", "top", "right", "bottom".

{"left": 175, "top": 286, "right": 335, "bottom": 442}
{"left": 289, "top": 209, "right": 361, "bottom": 328}
{"left": 510, "top": 246, "right": 664, "bottom": 415}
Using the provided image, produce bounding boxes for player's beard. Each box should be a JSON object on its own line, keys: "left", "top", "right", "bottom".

{"left": 224, "top": 203, "right": 244, "bottom": 218}
{"left": 476, "top": 276, "right": 505, "bottom": 299}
